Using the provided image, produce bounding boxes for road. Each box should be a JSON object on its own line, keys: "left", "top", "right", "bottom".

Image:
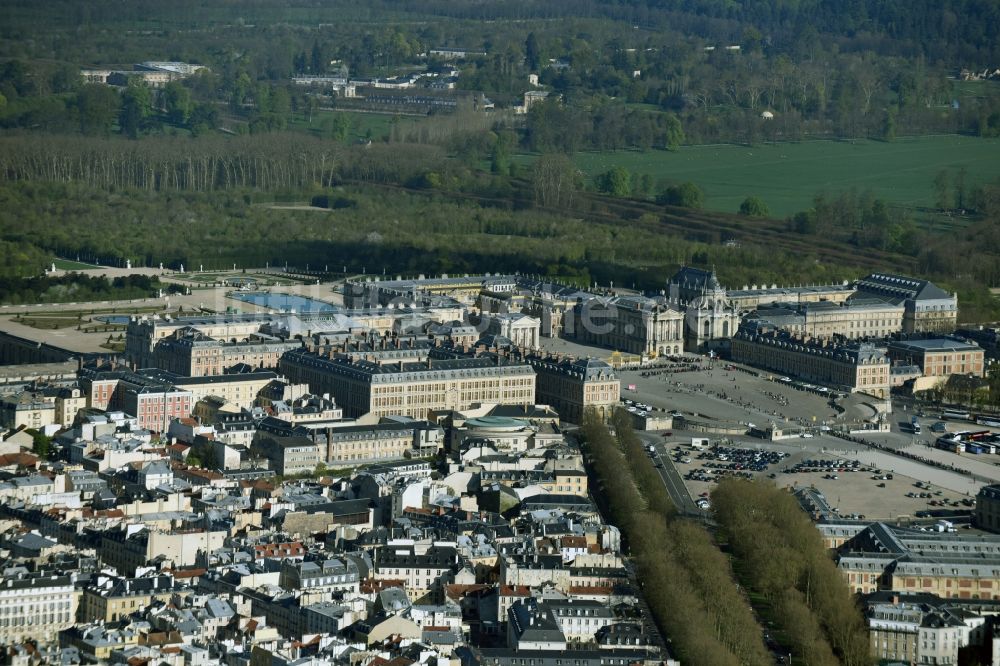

{"left": 636, "top": 432, "right": 702, "bottom": 516}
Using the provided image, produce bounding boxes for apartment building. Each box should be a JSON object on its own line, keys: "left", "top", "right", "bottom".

{"left": 373, "top": 545, "right": 459, "bottom": 601}
{"left": 0, "top": 386, "right": 86, "bottom": 430}
{"left": 0, "top": 573, "right": 76, "bottom": 644}
{"left": 79, "top": 573, "right": 177, "bottom": 623}
{"left": 865, "top": 596, "right": 971, "bottom": 665}
{"left": 251, "top": 432, "right": 320, "bottom": 475}
{"left": 278, "top": 557, "right": 361, "bottom": 594}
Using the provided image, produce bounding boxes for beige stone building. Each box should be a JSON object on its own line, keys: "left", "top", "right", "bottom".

{"left": 151, "top": 328, "right": 300, "bottom": 377}
{"left": 975, "top": 485, "right": 1000, "bottom": 533}
{"left": 345, "top": 274, "right": 513, "bottom": 308}
{"left": 54, "top": 387, "right": 87, "bottom": 426}
{"left": 0, "top": 393, "right": 54, "bottom": 430}
{"left": 170, "top": 370, "right": 279, "bottom": 406}
{"left": 752, "top": 300, "right": 906, "bottom": 340}
{"left": 256, "top": 416, "right": 444, "bottom": 467}
{"left": 485, "top": 313, "right": 541, "bottom": 349}
{"left": 279, "top": 348, "right": 535, "bottom": 419}
{"left": 252, "top": 432, "right": 320, "bottom": 475}
{"left": 887, "top": 338, "right": 985, "bottom": 378}
{"left": 126, "top": 309, "right": 464, "bottom": 370}
{"left": 837, "top": 522, "right": 1000, "bottom": 600}
{"left": 525, "top": 355, "right": 620, "bottom": 424}
{"left": 865, "top": 598, "right": 972, "bottom": 665}
{"left": 0, "top": 573, "right": 77, "bottom": 645}
{"left": 724, "top": 283, "right": 855, "bottom": 310}
{"left": 853, "top": 273, "right": 958, "bottom": 333}
{"left": 731, "top": 323, "right": 891, "bottom": 397}
{"left": 0, "top": 386, "right": 86, "bottom": 430}
{"left": 564, "top": 296, "right": 684, "bottom": 356}
{"left": 79, "top": 574, "right": 177, "bottom": 623}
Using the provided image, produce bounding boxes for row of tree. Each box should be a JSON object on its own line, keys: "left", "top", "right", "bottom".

{"left": 579, "top": 410, "right": 771, "bottom": 666}
{"left": 712, "top": 479, "right": 872, "bottom": 666}
{"left": 0, "top": 134, "right": 446, "bottom": 192}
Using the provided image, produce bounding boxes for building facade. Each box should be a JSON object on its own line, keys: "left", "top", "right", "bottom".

{"left": 752, "top": 300, "right": 906, "bottom": 341}
{"left": 731, "top": 323, "right": 890, "bottom": 397}
{"left": 564, "top": 296, "right": 684, "bottom": 356}
{"left": 151, "top": 328, "right": 300, "bottom": 377}
{"left": 887, "top": 339, "right": 986, "bottom": 378}
{"left": 854, "top": 273, "right": 958, "bottom": 333}
{"left": 0, "top": 574, "right": 76, "bottom": 644}
{"left": 486, "top": 314, "right": 541, "bottom": 350}
{"left": 837, "top": 522, "right": 1000, "bottom": 600}
{"left": 279, "top": 349, "right": 536, "bottom": 419}
{"left": 525, "top": 355, "right": 620, "bottom": 424}
{"left": 681, "top": 271, "right": 740, "bottom": 352}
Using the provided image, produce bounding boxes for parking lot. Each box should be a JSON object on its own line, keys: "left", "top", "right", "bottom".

{"left": 774, "top": 452, "right": 973, "bottom": 521}
{"left": 657, "top": 435, "right": 976, "bottom": 521}
{"left": 539, "top": 337, "right": 998, "bottom": 521}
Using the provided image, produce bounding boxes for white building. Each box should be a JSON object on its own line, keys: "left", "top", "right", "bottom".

{"left": 0, "top": 573, "right": 77, "bottom": 645}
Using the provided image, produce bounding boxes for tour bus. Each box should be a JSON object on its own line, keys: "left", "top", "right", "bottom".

{"left": 941, "top": 409, "right": 972, "bottom": 421}
{"left": 976, "top": 416, "right": 1000, "bottom": 428}
{"left": 936, "top": 437, "right": 965, "bottom": 454}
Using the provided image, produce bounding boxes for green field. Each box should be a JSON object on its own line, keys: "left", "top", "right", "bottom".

{"left": 52, "top": 258, "right": 101, "bottom": 270}
{"left": 520, "top": 135, "right": 1000, "bottom": 218}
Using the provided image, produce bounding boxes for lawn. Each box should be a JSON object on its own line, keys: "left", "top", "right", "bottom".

{"left": 52, "top": 257, "right": 101, "bottom": 270}
{"left": 518, "top": 135, "right": 1000, "bottom": 218}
